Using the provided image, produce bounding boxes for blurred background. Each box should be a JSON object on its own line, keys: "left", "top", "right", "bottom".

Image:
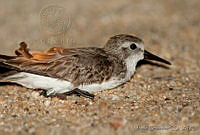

{"left": 0, "top": 0, "right": 200, "bottom": 135}
{"left": 0, "top": 0, "right": 199, "bottom": 57}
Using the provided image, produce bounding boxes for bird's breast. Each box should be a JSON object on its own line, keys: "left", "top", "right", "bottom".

{"left": 78, "top": 77, "right": 127, "bottom": 92}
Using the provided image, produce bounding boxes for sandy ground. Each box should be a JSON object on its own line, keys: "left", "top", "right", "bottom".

{"left": 0, "top": 0, "right": 200, "bottom": 135}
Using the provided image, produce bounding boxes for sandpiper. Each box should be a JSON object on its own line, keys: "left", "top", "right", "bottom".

{"left": 0, "top": 34, "right": 171, "bottom": 99}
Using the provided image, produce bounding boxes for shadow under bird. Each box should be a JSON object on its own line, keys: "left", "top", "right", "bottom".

{"left": 0, "top": 34, "right": 171, "bottom": 99}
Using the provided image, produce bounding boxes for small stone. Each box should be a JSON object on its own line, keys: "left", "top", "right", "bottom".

{"left": 110, "top": 120, "right": 122, "bottom": 129}
{"left": 89, "top": 101, "right": 93, "bottom": 105}
{"left": 0, "top": 122, "right": 4, "bottom": 125}
{"left": 135, "top": 106, "right": 139, "bottom": 109}
{"left": 182, "top": 117, "right": 189, "bottom": 122}
{"left": 28, "top": 128, "right": 35, "bottom": 133}
{"left": 31, "top": 91, "right": 40, "bottom": 98}
{"left": 182, "top": 94, "right": 186, "bottom": 97}
{"left": 44, "top": 100, "right": 51, "bottom": 106}
{"left": 70, "top": 110, "right": 76, "bottom": 114}
{"left": 111, "top": 95, "right": 120, "bottom": 101}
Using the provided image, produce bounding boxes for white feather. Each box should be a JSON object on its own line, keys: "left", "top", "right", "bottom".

{"left": 5, "top": 72, "right": 73, "bottom": 95}
{"left": 5, "top": 72, "right": 126, "bottom": 94}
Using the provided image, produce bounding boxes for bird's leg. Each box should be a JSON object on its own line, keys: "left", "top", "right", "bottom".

{"left": 70, "top": 88, "right": 95, "bottom": 99}
{"left": 40, "top": 90, "right": 50, "bottom": 97}
{"left": 40, "top": 88, "right": 95, "bottom": 99}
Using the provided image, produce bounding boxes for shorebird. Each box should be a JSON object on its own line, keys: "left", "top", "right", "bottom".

{"left": 0, "top": 34, "right": 171, "bottom": 99}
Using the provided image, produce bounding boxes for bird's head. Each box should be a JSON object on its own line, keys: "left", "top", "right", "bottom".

{"left": 104, "top": 34, "right": 171, "bottom": 65}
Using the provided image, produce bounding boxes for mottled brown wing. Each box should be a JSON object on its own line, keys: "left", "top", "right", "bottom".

{"left": 2, "top": 42, "right": 116, "bottom": 86}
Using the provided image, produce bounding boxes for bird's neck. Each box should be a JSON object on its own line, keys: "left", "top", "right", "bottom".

{"left": 124, "top": 54, "right": 142, "bottom": 80}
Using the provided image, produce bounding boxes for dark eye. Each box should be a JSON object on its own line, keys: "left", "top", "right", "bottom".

{"left": 130, "top": 43, "right": 137, "bottom": 50}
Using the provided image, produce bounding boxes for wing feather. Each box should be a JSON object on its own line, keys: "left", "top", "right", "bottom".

{"left": 1, "top": 42, "right": 124, "bottom": 86}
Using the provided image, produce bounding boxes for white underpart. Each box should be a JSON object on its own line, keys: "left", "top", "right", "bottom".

{"left": 4, "top": 52, "right": 144, "bottom": 95}
{"left": 5, "top": 72, "right": 128, "bottom": 94}
{"left": 5, "top": 72, "right": 73, "bottom": 95}
{"left": 78, "top": 77, "right": 124, "bottom": 92}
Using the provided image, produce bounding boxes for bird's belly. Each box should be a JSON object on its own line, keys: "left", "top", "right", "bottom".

{"left": 79, "top": 71, "right": 134, "bottom": 92}
{"left": 5, "top": 72, "right": 73, "bottom": 93}
{"left": 4, "top": 72, "right": 129, "bottom": 94}
{"left": 78, "top": 78, "right": 125, "bottom": 92}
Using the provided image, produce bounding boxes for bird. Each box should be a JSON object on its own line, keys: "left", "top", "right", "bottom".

{"left": 0, "top": 34, "right": 171, "bottom": 99}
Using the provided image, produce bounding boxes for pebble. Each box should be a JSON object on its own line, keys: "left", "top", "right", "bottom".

{"left": 181, "top": 117, "right": 189, "bottom": 122}
{"left": 31, "top": 91, "right": 40, "bottom": 98}
{"left": 44, "top": 100, "right": 51, "bottom": 106}
{"left": 28, "top": 128, "right": 36, "bottom": 133}
{"left": 111, "top": 95, "right": 120, "bottom": 101}
{"left": 89, "top": 101, "right": 93, "bottom": 105}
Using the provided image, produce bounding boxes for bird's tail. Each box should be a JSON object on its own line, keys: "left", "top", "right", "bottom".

{"left": 0, "top": 41, "right": 30, "bottom": 69}
{"left": 0, "top": 42, "right": 33, "bottom": 81}
{"left": 0, "top": 54, "right": 19, "bottom": 81}
{"left": 0, "top": 54, "right": 16, "bottom": 68}
{"left": 0, "top": 54, "right": 15, "bottom": 61}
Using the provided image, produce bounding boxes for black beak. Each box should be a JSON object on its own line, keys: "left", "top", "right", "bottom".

{"left": 144, "top": 50, "right": 171, "bottom": 65}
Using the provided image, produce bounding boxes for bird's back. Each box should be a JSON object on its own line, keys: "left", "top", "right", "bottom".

{"left": 0, "top": 42, "right": 127, "bottom": 87}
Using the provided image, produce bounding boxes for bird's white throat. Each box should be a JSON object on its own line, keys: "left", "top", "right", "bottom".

{"left": 124, "top": 53, "right": 144, "bottom": 81}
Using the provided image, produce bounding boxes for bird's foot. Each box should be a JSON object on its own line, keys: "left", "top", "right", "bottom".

{"left": 40, "top": 88, "right": 94, "bottom": 99}
{"left": 68, "top": 88, "right": 95, "bottom": 99}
